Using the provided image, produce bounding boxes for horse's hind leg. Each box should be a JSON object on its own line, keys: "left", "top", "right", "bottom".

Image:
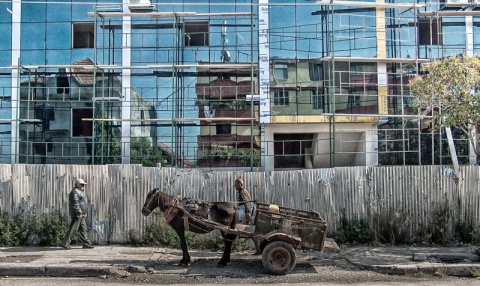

{"left": 217, "top": 232, "right": 237, "bottom": 267}
{"left": 175, "top": 229, "right": 191, "bottom": 266}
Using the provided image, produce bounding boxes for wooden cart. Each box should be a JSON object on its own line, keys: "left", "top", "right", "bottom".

{"left": 189, "top": 202, "right": 328, "bottom": 275}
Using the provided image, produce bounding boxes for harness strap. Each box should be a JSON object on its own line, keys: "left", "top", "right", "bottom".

{"left": 164, "top": 196, "right": 190, "bottom": 233}
{"left": 164, "top": 196, "right": 180, "bottom": 225}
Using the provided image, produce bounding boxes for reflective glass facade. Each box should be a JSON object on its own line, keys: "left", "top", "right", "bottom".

{"left": 0, "top": 0, "right": 478, "bottom": 169}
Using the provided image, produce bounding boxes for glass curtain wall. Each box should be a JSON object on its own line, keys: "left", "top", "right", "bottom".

{"left": 0, "top": 0, "right": 475, "bottom": 168}
{"left": 0, "top": 1, "right": 12, "bottom": 163}
{"left": 7, "top": 0, "right": 259, "bottom": 167}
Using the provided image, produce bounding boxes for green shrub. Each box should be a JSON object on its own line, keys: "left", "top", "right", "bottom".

{"left": 0, "top": 212, "right": 32, "bottom": 246}
{"left": 131, "top": 137, "right": 167, "bottom": 167}
{"left": 232, "top": 237, "right": 255, "bottom": 252}
{"left": 331, "top": 209, "right": 372, "bottom": 245}
{"left": 471, "top": 228, "right": 480, "bottom": 244}
{"left": 35, "top": 211, "right": 69, "bottom": 246}
{"left": 0, "top": 210, "right": 69, "bottom": 247}
{"left": 132, "top": 213, "right": 254, "bottom": 252}
{"left": 455, "top": 221, "right": 475, "bottom": 244}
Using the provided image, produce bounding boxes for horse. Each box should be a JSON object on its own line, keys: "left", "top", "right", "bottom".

{"left": 141, "top": 188, "right": 239, "bottom": 267}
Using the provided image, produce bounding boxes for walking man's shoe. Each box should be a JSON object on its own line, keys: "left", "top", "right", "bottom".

{"left": 82, "top": 244, "right": 94, "bottom": 249}
{"left": 62, "top": 246, "right": 72, "bottom": 250}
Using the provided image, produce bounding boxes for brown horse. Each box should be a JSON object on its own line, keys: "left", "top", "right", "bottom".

{"left": 141, "top": 188, "right": 238, "bottom": 267}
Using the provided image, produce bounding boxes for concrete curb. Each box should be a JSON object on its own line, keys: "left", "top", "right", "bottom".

{"left": 347, "top": 258, "right": 480, "bottom": 277}
{"left": 0, "top": 265, "right": 129, "bottom": 278}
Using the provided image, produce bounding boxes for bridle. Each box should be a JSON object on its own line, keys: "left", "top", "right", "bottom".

{"left": 142, "top": 188, "right": 160, "bottom": 215}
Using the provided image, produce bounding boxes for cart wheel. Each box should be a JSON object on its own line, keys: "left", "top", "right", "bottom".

{"left": 261, "top": 241, "right": 296, "bottom": 275}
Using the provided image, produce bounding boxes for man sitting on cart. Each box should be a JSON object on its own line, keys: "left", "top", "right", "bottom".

{"left": 235, "top": 178, "right": 253, "bottom": 224}
{"left": 235, "top": 177, "right": 261, "bottom": 255}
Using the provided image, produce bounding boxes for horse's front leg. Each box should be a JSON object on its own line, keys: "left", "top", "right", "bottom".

{"left": 175, "top": 228, "right": 191, "bottom": 267}
{"left": 217, "top": 232, "right": 237, "bottom": 267}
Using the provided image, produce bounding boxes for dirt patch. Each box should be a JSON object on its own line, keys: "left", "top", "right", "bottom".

{"left": 0, "top": 255, "right": 42, "bottom": 263}
{"left": 110, "top": 252, "right": 460, "bottom": 285}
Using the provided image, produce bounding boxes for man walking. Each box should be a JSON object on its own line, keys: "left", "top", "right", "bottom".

{"left": 61, "top": 178, "right": 94, "bottom": 249}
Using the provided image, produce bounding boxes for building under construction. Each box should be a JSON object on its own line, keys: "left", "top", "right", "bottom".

{"left": 0, "top": 0, "right": 478, "bottom": 171}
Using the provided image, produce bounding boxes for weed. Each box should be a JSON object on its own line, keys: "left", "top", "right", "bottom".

{"left": 470, "top": 267, "right": 480, "bottom": 278}
{"left": 429, "top": 201, "right": 452, "bottom": 245}
{"left": 373, "top": 206, "right": 412, "bottom": 244}
{"left": 331, "top": 209, "right": 372, "bottom": 245}
{"left": 411, "top": 270, "right": 425, "bottom": 278}
{"left": 435, "top": 267, "right": 447, "bottom": 277}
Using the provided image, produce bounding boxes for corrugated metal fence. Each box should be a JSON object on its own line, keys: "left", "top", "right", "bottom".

{"left": 0, "top": 164, "right": 478, "bottom": 244}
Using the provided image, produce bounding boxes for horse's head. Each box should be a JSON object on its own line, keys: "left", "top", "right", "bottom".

{"left": 142, "top": 188, "right": 160, "bottom": 216}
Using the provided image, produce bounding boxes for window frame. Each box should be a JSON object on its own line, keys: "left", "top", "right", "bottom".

{"left": 72, "top": 22, "right": 95, "bottom": 49}
{"left": 216, "top": 123, "right": 231, "bottom": 135}
{"left": 347, "top": 91, "right": 361, "bottom": 107}
{"left": 273, "top": 64, "right": 288, "bottom": 80}
{"left": 274, "top": 90, "right": 289, "bottom": 106}
{"left": 184, "top": 20, "right": 210, "bottom": 47}
{"left": 312, "top": 90, "right": 325, "bottom": 110}
{"left": 308, "top": 63, "right": 323, "bottom": 81}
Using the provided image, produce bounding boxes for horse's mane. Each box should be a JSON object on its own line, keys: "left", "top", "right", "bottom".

{"left": 155, "top": 189, "right": 175, "bottom": 212}
{"left": 155, "top": 189, "right": 210, "bottom": 218}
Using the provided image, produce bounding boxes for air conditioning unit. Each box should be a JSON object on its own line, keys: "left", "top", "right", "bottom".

{"left": 444, "top": 0, "right": 470, "bottom": 7}
{"left": 129, "top": 0, "right": 154, "bottom": 11}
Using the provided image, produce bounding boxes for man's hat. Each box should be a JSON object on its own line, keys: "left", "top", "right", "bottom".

{"left": 76, "top": 178, "right": 87, "bottom": 185}
{"left": 235, "top": 178, "right": 244, "bottom": 185}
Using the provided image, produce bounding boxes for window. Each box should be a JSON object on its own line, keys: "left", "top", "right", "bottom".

{"left": 402, "top": 90, "right": 413, "bottom": 107}
{"left": 184, "top": 20, "right": 209, "bottom": 46}
{"left": 72, "top": 108, "right": 93, "bottom": 137}
{"left": 73, "top": 22, "right": 95, "bottom": 48}
{"left": 35, "top": 105, "right": 55, "bottom": 130}
{"left": 312, "top": 90, "right": 324, "bottom": 110}
{"left": 419, "top": 18, "right": 441, "bottom": 46}
{"left": 351, "top": 63, "right": 364, "bottom": 74}
{"left": 348, "top": 92, "right": 361, "bottom": 107}
{"left": 350, "top": 62, "right": 376, "bottom": 74}
{"left": 274, "top": 64, "right": 288, "bottom": 80}
{"left": 309, "top": 63, "right": 323, "bottom": 81}
{"left": 57, "top": 69, "right": 69, "bottom": 94}
{"left": 274, "top": 91, "right": 289, "bottom": 106}
{"left": 216, "top": 123, "right": 231, "bottom": 135}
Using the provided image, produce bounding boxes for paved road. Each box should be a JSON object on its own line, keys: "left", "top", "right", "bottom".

{"left": 1, "top": 277, "right": 480, "bottom": 286}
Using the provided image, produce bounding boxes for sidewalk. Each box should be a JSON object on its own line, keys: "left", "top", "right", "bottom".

{"left": 0, "top": 245, "right": 478, "bottom": 278}
{"left": 344, "top": 246, "right": 480, "bottom": 276}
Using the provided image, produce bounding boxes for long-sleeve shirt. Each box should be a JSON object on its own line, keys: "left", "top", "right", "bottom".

{"left": 237, "top": 188, "right": 251, "bottom": 215}
{"left": 68, "top": 187, "right": 88, "bottom": 217}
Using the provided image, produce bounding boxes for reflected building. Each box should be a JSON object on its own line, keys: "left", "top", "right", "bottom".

{"left": 0, "top": 0, "right": 478, "bottom": 169}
